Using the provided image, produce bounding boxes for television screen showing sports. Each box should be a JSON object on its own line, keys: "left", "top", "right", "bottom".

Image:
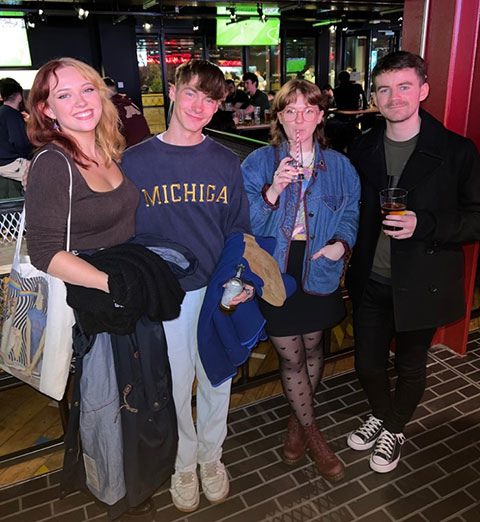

{"left": 287, "top": 58, "right": 306, "bottom": 74}
{"left": 0, "top": 18, "right": 32, "bottom": 67}
{"left": 216, "top": 5, "right": 280, "bottom": 46}
{"left": 217, "top": 17, "right": 280, "bottom": 46}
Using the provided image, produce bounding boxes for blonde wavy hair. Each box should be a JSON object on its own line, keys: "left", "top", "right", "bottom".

{"left": 27, "top": 57, "right": 125, "bottom": 168}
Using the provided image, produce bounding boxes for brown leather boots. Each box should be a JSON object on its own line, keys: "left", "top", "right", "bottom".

{"left": 283, "top": 414, "right": 345, "bottom": 482}
{"left": 282, "top": 414, "right": 308, "bottom": 465}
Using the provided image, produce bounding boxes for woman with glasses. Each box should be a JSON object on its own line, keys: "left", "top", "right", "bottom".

{"left": 241, "top": 79, "right": 360, "bottom": 481}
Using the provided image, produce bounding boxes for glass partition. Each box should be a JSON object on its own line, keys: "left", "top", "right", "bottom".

{"left": 246, "top": 45, "right": 280, "bottom": 93}
{"left": 285, "top": 37, "right": 315, "bottom": 84}
{"left": 136, "top": 35, "right": 165, "bottom": 133}
{"left": 344, "top": 34, "right": 368, "bottom": 89}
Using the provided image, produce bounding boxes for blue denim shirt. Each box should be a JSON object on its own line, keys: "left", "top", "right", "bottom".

{"left": 241, "top": 141, "right": 360, "bottom": 294}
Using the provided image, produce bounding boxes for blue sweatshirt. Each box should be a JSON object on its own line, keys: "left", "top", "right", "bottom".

{"left": 121, "top": 135, "right": 252, "bottom": 291}
{"left": 0, "top": 105, "right": 32, "bottom": 165}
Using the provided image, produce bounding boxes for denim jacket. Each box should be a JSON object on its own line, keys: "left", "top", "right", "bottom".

{"left": 241, "top": 141, "right": 360, "bottom": 294}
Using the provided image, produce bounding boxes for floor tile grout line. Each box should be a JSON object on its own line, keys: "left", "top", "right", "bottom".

{"left": 430, "top": 346, "right": 480, "bottom": 389}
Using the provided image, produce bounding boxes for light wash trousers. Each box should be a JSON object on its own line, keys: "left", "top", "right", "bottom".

{"left": 163, "top": 287, "right": 232, "bottom": 472}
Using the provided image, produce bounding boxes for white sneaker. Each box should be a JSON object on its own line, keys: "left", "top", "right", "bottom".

{"left": 170, "top": 470, "right": 200, "bottom": 513}
{"left": 370, "top": 429, "right": 405, "bottom": 473}
{"left": 347, "top": 414, "right": 383, "bottom": 451}
{"left": 199, "top": 460, "right": 230, "bottom": 504}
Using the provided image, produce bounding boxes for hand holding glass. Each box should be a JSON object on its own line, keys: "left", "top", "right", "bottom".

{"left": 379, "top": 188, "right": 408, "bottom": 231}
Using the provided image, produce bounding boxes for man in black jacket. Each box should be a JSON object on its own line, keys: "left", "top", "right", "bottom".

{"left": 346, "top": 51, "right": 480, "bottom": 473}
{"left": 0, "top": 78, "right": 32, "bottom": 197}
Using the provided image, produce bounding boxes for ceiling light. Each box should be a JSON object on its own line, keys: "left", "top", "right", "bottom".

{"left": 76, "top": 7, "right": 89, "bottom": 20}
{"left": 193, "top": 25, "right": 199, "bottom": 31}
{"left": 143, "top": 22, "right": 152, "bottom": 31}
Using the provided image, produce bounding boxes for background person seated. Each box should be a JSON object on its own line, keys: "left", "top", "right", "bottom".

{"left": 241, "top": 72, "right": 270, "bottom": 118}
{"left": 225, "top": 79, "right": 249, "bottom": 110}
{"left": 333, "top": 71, "right": 367, "bottom": 114}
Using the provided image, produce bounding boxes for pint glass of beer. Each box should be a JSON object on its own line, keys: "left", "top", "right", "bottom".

{"left": 379, "top": 188, "right": 407, "bottom": 231}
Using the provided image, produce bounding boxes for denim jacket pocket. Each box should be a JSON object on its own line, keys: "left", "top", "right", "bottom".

{"left": 308, "top": 255, "right": 343, "bottom": 293}
{"left": 321, "top": 195, "right": 347, "bottom": 213}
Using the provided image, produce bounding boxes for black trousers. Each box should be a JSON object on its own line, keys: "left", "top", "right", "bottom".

{"left": 353, "top": 278, "right": 436, "bottom": 433}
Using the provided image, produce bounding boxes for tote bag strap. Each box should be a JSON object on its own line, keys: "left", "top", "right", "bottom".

{"left": 15, "top": 149, "right": 74, "bottom": 261}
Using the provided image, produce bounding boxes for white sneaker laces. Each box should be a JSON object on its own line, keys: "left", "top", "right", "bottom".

{"left": 202, "top": 461, "right": 219, "bottom": 479}
{"left": 375, "top": 431, "right": 405, "bottom": 458}
{"left": 357, "top": 416, "right": 382, "bottom": 438}
{"left": 178, "top": 471, "right": 196, "bottom": 486}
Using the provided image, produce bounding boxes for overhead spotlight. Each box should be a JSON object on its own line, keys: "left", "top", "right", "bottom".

{"left": 398, "top": 16, "right": 403, "bottom": 21}
{"left": 143, "top": 22, "right": 152, "bottom": 31}
{"left": 193, "top": 25, "right": 199, "bottom": 31}
{"left": 329, "top": 25, "right": 337, "bottom": 33}
{"left": 76, "top": 7, "right": 89, "bottom": 20}
{"left": 37, "top": 6, "right": 47, "bottom": 23}
{"left": 257, "top": 3, "right": 266, "bottom": 23}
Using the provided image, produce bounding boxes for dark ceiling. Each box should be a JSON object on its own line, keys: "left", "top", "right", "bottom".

{"left": 0, "top": 1, "right": 404, "bottom": 23}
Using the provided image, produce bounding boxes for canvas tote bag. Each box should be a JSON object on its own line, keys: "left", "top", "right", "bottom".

{"left": 0, "top": 149, "right": 75, "bottom": 400}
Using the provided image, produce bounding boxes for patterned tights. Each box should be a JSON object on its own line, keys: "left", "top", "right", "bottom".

{"left": 270, "top": 331, "right": 324, "bottom": 427}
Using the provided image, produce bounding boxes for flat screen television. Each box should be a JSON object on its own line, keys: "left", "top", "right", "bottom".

{"left": 0, "top": 18, "right": 32, "bottom": 67}
{"left": 216, "top": 5, "right": 280, "bottom": 46}
{"left": 286, "top": 57, "right": 306, "bottom": 74}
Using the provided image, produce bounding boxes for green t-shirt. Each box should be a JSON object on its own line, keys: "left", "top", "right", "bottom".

{"left": 371, "top": 133, "right": 418, "bottom": 283}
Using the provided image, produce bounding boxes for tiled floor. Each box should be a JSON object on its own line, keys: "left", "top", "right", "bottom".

{"left": 2, "top": 333, "right": 480, "bottom": 522}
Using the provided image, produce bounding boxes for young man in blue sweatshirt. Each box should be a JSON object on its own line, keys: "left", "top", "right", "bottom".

{"left": 121, "top": 60, "right": 252, "bottom": 513}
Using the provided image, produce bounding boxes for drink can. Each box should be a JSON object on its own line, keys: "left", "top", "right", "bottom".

{"left": 254, "top": 106, "right": 261, "bottom": 124}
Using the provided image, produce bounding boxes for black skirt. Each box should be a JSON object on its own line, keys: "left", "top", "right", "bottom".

{"left": 258, "top": 241, "right": 345, "bottom": 336}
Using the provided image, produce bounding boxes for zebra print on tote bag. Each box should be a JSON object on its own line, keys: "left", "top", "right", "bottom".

{"left": 0, "top": 149, "right": 75, "bottom": 400}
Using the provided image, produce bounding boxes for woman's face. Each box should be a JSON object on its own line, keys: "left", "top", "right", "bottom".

{"left": 43, "top": 66, "right": 103, "bottom": 139}
{"left": 278, "top": 92, "right": 323, "bottom": 147}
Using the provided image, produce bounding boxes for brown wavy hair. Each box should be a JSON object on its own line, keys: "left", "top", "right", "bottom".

{"left": 270, "top": 79, "right": 328, "bottom": 149}
{"left": 175, "top": 59, "right": 226, "bottom": 100}
{"left": 27, "top": 57, "right": 125, "bottom": 168}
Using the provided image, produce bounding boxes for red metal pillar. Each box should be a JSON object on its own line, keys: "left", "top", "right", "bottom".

{"left": 403, "top": 0, "right": 480, "bottom": 355}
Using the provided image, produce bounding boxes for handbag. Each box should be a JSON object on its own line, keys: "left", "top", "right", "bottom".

{"left": 0, "top": 149, "right": 75, "bottom": 400}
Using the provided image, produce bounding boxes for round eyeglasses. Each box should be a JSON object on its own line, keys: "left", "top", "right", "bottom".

{"left": 281, "top": 107, "right": 320, "bottom": 122}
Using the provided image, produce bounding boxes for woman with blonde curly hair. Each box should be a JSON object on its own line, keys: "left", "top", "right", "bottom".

{"left": 242, "top": 79, "right": 360, "bottom": 482}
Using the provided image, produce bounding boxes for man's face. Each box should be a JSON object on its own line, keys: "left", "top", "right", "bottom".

{"left": 373, "top": 68, "right": 429, "bottom": 125}
{"left": 169, "top": 75, "right": 220, "bottom": 136}
{"left": 244, "top": 79, "right": 256, "bottom": 96}
{"left": 227, "top": 83, "right": 235, "bottom": 97}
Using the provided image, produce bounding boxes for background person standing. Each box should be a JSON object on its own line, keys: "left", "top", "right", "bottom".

{"left": 0, "top": 78, "right": 32, "bottom": 197}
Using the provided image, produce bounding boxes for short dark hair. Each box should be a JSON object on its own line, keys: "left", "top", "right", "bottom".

{"left": 225, "top": 79, "right": 235, "bottom": 87}
{"left": 337, "top": 71, "right": 350, "bottom": 84}
{"left": 372, "top": 51, "right": 427, "bottom": 90}
{"left": 242, "top": 72, "right": 258, "bottom": 87}
{"left": 0, "top": 78, "right": 23, "bottom": 102}
{"left": 175, "top": 59, "right": 226, "bottom": 100}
